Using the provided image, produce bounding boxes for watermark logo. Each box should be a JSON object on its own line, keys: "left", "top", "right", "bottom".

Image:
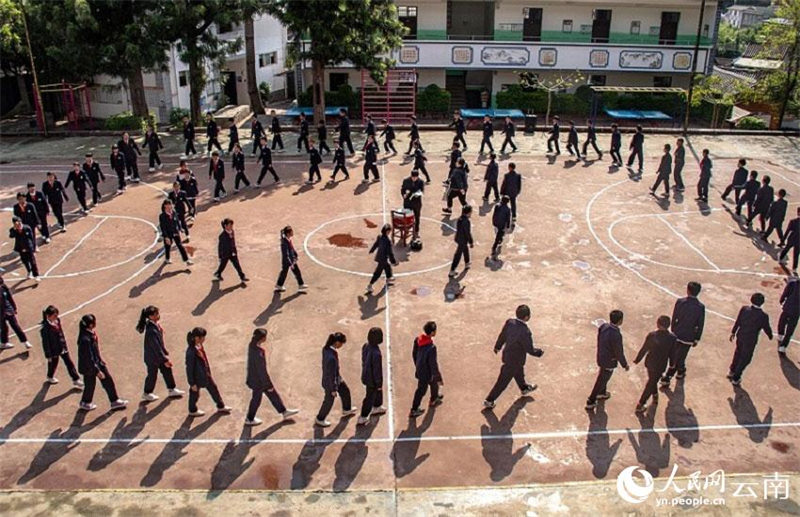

{"left": 616, "top": 466, "right": 655, "bottom": 504}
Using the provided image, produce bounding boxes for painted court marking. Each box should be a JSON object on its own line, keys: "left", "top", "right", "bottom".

{"left": 657, "top": 215, "right": 721, "bottom": 272}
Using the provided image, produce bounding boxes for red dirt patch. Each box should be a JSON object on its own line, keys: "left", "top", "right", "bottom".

{"left": 760, "top": 280, "right": 782, "bottom": 289}
{"left": 364, "top": 218, "right": 378, "bottom": 228}
{"left": 770, "top": 440, "right": 791, "bottom": 454}
{"left": 327, "top": 233, "right": 367, "bottom": 248}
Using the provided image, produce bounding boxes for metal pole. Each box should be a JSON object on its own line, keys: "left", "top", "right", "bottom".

{"left": 21, "top": 2, "right": 47, "bottom": 136}
{"left": 684, "top": 0, "right": 707, "bottom": 132}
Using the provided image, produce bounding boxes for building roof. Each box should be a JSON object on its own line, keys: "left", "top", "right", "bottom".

{"left": 732, "top": 57, "right": 784, "bottom": 70}
{"left": 741, "top": 43, "right": 789, "bottom": 60}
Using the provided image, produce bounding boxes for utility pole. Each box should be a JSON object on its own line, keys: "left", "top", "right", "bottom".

{"left": 684, "top": 0, "right": 708, "bottom": 132}
{"left": 20, "top": 1, "right": 47, "bottom": 136}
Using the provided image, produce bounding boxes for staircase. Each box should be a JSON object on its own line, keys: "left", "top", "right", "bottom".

{"left": 445, "top": 73, "right": 467, "bottom": 112}
{"left": 360, "top": 69, "right": 417, "bottom": 123}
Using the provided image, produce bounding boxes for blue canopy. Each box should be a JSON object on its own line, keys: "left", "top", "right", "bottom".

{"left": 603, "top": 108, "right": 672, "bottom": 120}
{"left": 459, "top": 109, "right": 525, "bottom": 119}
{"left": 283, "top": 106, "right": 347, "bottom": 117}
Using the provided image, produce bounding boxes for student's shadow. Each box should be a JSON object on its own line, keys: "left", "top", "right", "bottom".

{"left": 332, "top": 419, "right": 379, "bottom": 492}
{"left": 0, "top": 349, "right": 30, "bottom": 365}
{"left": 443, "top": 278, "right": 466, "bottom": 303}
{"left": 626, "top": 167, "right": 643, "bottom": 182}
{"left": 140, "top": 413, "right": 224, "bottom": 487}
{"left": 481, "top": 397, "right": 532, "bottom": 482}
{"left": 672, "top": 190, "right": 684, "bottom": 205}
{"left": 290, "top": 419, "right": 349, "bottom": 489}
{"left": 563, "top": 159, "right": 578, "bottom": 170}
{"left": 440, "top": 216, "right": 456, "bottom": 237}
{"left": 728, "top": 386, "right": 772, "bottom": 443}
{"left": 392, "top": 407, "right": 436, "bottom": 478}
{"left": 292, "top": 183, "right": 315, "bottom": 196}
{"left": 664, "top": 379, "right": 699, "bottom": 448}
{"left": 253, "top": 291, "right": 303, "bottom": 326}
{"left": 546, "top": 155, "right": 557, "bottom": 165}
{"left": 193, "top": 281, "right": 246, "bottom": 316}
{"left": 358, "top": 291, "right": 386, "bottom": 320}
{"left": 585, "top": 403, "right": 621, "bottom": 479}
{"left": 696, "top": 198, "right": 713, "bottom": 216}
{"left": 353, "top": 182, "right": 371, "bottom": 196}
{"left": 582, "top": 159, "right": 598, "bottom": 168}
{"left": 780, "top": 354, "right": 800, "bottom": 391}
{"left": 485, "top": 256, "right": 504, "bottom": 272}
{"left": 627, "top": 406, "right": 671, "bottom": 477}
{"left": 651, "top": 195, "right": 671, "bottom": 212}
{"left": 478, "top": 200, "right": 493, "bottom": 218}
{"left": 321, "top": 180, "right": 341, "bottom": 191}
{"left": 0, "top": 383, "right": 78, "bottom": 447}
{"left": 11, "top": 280, "right": 39, "bottom": 294}
{"left": 607, "top": 165, "right": 620, "bottom": 175}
{"left": 129, "top": 262, "right": 190, "bottom": 298}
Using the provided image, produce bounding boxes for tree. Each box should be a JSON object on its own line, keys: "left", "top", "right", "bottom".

{"left": 759, "top": 1, "right": 800, "bottom": 127}
{"left": 0, "top": 0, "right": 31, "bottom": 112}
{"left": 518, "top": 71, "right": 585, "bottom": 125}
{"left": 240, "top": 1, "right": 266, "bottom": 115}
{"left": 264, "top": 0, "right": 406, "bottom": 123}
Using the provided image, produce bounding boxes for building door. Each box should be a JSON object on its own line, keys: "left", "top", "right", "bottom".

{"left": 523, "top": 8, "right": 542, "bottom": 42}
{"left": 659, "top": 12, "right": 680, "bottom": 45}
{"left": 286, "top": 71, "right": 296, "bottom": 100}
{"left": 592, "top": 9, "right": 612, "bottom": 43}
{"left": 222, "top": 71, "right": 238, "bottom": 105}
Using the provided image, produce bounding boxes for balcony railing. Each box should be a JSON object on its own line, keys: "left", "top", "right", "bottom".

{"left": 412, "top": 28, "right": 712, "bottom": 46}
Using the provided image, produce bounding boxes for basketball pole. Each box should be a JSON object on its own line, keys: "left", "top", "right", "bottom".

{"left": 683, "top": 0, "right": 707, "bottom": 133}
{"left": 21, "top": 1, "right": 47, "bottom": 137}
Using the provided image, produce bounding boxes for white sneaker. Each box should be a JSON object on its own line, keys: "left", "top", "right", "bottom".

{"left": 356, "top": 416, "right": 369, "bottom": 426}
{"left": 188, "top": 409, "right": 206, "bottom": 417}
{"left": 342, "top": 407, "right": 358, "bottom": 417}
{"left": 142, "top": 392, "right": 159, "bottom": 402}
{"left": 148, "top": 167, "right": 155, "bottom": 172}
{"left": 158, "top": 163, "right": 164, "bottom": 170}
{"left": 165, "top": 258, "right": 172, "bottom": 264}
{"left": 370, "top": 406, "right": 387, "bottom": 416}
{"left": 24, "top": 341, "right": 32, "bottom": 349}
{"left": 0, "top": 343, "right": 13, "bottom": 350}
{"left": 79, "top": 402, "right": 97, "bottom": 411}
{"left": 27, "top": 273, "right": 33, "bottom": 280}
{"left": 777, "top": 334, "right": 784, "bottom": 343}
{"left": 298, "top": 284, "right": 308, "bottom": 291}
{"left": 34, "top": 276, "right": 41, "bottom": 282}
{"left": 46, "top": 377, "right": 59, "bottom": 385}
{"left": 366, "top": 284, "right": 374, "bottom": 294}
{"left": 244, "top": 417, "right": 263, "bottom": 426}
{"left": 282, "top": 408, "right": 300, "bottom": 420}
{"left": 168, "top": 388, "right": 185, "bottom": 398}
{"left": 73, "top": 379, "right": 85, "bottom": 389}
{"left": 315, "top": 419, "right": 331, "bottom": 427}
{"left": 274, "top": 285, "right": 286, "bottom": 292}
{"left": 448, "top": 270, "right": 457, "bottom": 278}
{"left": 217, "top": 406, "right": 232, "bottom": 414}
{"left": 185, "top": 259, "right": 194, "bottom": 266}
{"left": 110, "top": 399, "right": 129, "bottom": 410}
{"left": 45, "top": 238, "right": 51, "bottom": 244}
{"left": 778, "top": 345, "right": 787, "bottom": 353}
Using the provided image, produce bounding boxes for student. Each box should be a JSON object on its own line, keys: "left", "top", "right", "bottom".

{"left": 449, "top": 112, "right": 467, "bottom": 150}
{"left": 358, "top": 327, "right": 386, "bottom": 425}
{"left": 231, "top": 143, "right": 251, "bottom": 192}
{"left": 627, "top": 125, "right": 645, "bottom": 173}
{"left": 412, "top": 141, "right": 430, "bottom": 183}
{"left": 42, "top": 172, "right": 69, "bottom": 231}
{"left": 500, "top": 116, "right": 517, "bottom": 154}
{"left": 65, "top": 162, "right": 91, "bottom": 213}
{"left": 448, "top": 205, "right": 473, "bottom": 277}
{"left": 143, "top": 126, "right": 164, "bottom": 172}
{"left": 336, "top": 108, "right": 354, "bottom": 154}
{"left": 546, "top": 116, "right": 561, "bottom": 154}
{"left": 762, "top": 189, "right": 788, "bottom": 244}
{"left": 649, "top": 144, "right": 673, "bottom": 197}
{"left": 275, "top": 225, "right": 307, "bottom": 292}
{"left": 250, "top": 116, "right": 264, "bottom": 155}
{"left": 633, "top": 315, "right": 676, "bottom": 413}
{"left": 206, "top": 113, "right": 223, "bottom": 155}
{"left": 728, "top": 293, "right": 773, "bottom": 386}
{"left": 405, "top": 115, "right": 423, "bottom": 154}
{"left": 362, "top": 136, "right": 380, "bottom": 182}
{"left": 214, "top": 218, "right": 249, "bottom": 283}
{"left": 443, "top": 158, "right": 468, "bottom": 216}
{"left": 483, "top": 305, "right": 543, "bottom": 409}
{"left": 177, "top": 161, "right": 199, "bottom": 218}
{"left": 117, "top": 132, "right": 142, "bottom": 182}
{"left": 482, "top": 153, "right": 500, "bottom": 203}
{"left": 380, "top": 118, "right": 397, "bottom": 154}
{"left": 777, "top": 276, "right": 799, "bottom": 354}
{"left": 0, "top": 276, "right": 32, "bottom": 350}
{"left": 362, "top": 114, "right": 376, "bottom": 152}
{"left": 315, "top": 332, "right": 357, "bottom": 427}
{"left": 159, "top": 200, "right": 193, "bottom": 266}
{"left": 721, "top": 159, "right": 748, "bottom": 203}
{"left": 331, "top": 140, "right": 350, "bottom": 181}
{"left": 409, "top": 321, "right": 444, "bottom": 418}
{"left": 747, "top": 175, "right": 774, "bottom": 231}
{"left": 9, "top": 216, "right": 39, "bottom": 281}
{"left": 317, "top": 120, "right": 331, "bottom": 154}
{"left": 40, "top": 305, "right": 82, "bottom": 388}
{"left": 585, "top": 310, "right": 628, "bottom": 410}
{"left": 582, "top": 120, "right": 602, "bottom": 160}
{"left": 109, "top": 144, "right": 127, "bottom": 193}
{"left": 167, "top": 182, "right": 191, "bottom": 238}
{"left": 446, "top": 141, "right": 462, "bottom": 183}
{"left": 673, "top": 138, "right": 686, "bottom": 191}
{"left": 609, "top": 123, "right": 622, "bottom": 166}
{"left": 479, "top": 115, "right": 494, "bottom": 155}
{"left": 77, "top": 314, "right": 128, "bottom": 411}
{"left": 779, "top": 207, "right": 800, "bottom": 272}
{"left": 500, "top": 162, "right": 522, "bottom": 221}
{"left": 227, "top": 118, "right": 240, "bottom": 154}
{"left": 137, "top": 305, "right": 184, "bottom": 401}
{"left": 696, "top": 149, "right": 712, "bottom": 203}
{"left": 245, "top": 328, "right": 299, "bottom": 425}
{"left": 186, "top": 327, "right": 231, "bottom": 417}
{"left": 182, "top": 115, "right": 197, "bottom": 157}
{"left": 82, "top": 153, "right": 105, "bottom": 206}
{"left": 366, "top": 224, "right": 397, "bottom": 294}
{"left": 270, "top": 109, "right": 284, "bottom": 150}
{"left": 307, "top": 140, "right": 323, "bottom": 184}
{"left": 566, "top": 121, "right": 582, "bottom": 159}
{"left": 661, "top": 281, "right": 705, "bottom": 387}
{"left": 14, "top": 193, "right": 39, "bottom": 244}
{"left": 297, "top": 112, "right": 310, "bottom": 152}
{"left": 25, "top": 184, "right": 51, "bottom": 243}
{"left": 256, "top": 136, "right": 280, "bottom": 185}
{"left": 401, "top": 169, "right": 425, "bottom": 236}
{"left": 208, "top": 150, "right": 226, "bottom": 202}
{"left": 735, "top": 170, "right": 760, "bottom": 218}
{"left": 491, "top": 196, "right": 512, "bottom": 261}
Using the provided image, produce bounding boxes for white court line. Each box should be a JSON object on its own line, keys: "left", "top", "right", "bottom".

{"left": 43, "top": 217, "right": 107, "bottom": 277}
{"left": 380, "top": 163, "right": 396, "bottom": 442}
{"left": 657, "top": 215, "right": 721, "bottom": 271}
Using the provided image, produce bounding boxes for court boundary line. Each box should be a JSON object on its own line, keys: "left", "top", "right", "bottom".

{"left": 657, "top": 215, "right": 721, "bottom": 271}
{"left": 43, "top": 217, "right": 107, "bottom": 276}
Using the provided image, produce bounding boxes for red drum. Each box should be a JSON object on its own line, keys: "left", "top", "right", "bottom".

{"left": 392, "top": 208, "right": 415, "bottom": 227}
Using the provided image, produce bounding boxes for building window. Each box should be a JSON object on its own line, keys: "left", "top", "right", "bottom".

{"left": 179, "top": 71, "right": 189, "bottom": 88}
{"left": 703, "top": 24, "right": 709, "bottom": 38}
{"left": 580, "top": 24, "right": 592, "bottom": 34}
{"left": 653, "top": 76, "right": 672, "bottom": 87}
{"left": 259, "top": 52, "right": 278, "bottom": 68}
{"left": 562, "top": 20, "right": 573, "bottom": 33}
{"left": 649, "top": 26, "right": 660, "bottom": 36}
{"left": 590, "top": 75, "right": 607, "bottom": 86}
{"left": 398, "top": 5, "right": 418, "bottom": 39}
{"left": 217, "top": 22, "right": 233, "bottom": 34}
{"left": 630, "top": 21, "right": 641, "bottom": 35}
{"left": 329, "top": 73, "right": 349, "bottom": 91}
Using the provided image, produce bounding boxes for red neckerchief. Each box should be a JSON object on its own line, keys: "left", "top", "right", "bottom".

{"left": 287, "top": 236, "right": 295, "bottom": 253}
{"left": 195, "top": 344, "right": 212, "bottom": 374}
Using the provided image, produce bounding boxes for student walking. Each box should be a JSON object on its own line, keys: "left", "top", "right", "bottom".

{"left": 735, "top": 170, "right": 760, "bottom": 218}
{"left": 81, "top": 153, "right": 105, "bottom": 206}
{"left": 297, "top": 112, "right": 310, "bottom": 152}
{"left": 315, "top": 332, "right": 357, "bottom": 427}
{"left": 65, "top": 162, "right": 91, "bottom": 213}
{"left": 337, "top": 109, "right": 354, "bottom": 154}
{"left": 208, "top": 150, "right": 226, "bottom": 202}
{"left": 378, "top": 119, "right": 396, "bottom": 154}
{"left": 673, "top": 138, "right": 686, "bottom": 191}
{"left": 406, "top": 115, "right": 423, "bottom": 154}
{"left": 779, "top": 207, "right": 800, "bottom": 272}
{"left": 186, "top": 327, "right": 231, "bottom": 417}
{"left": 762, "top": 189, "right": 788, "bottom": 244}
{"left": 214, "top": 218, "right": 249, "bottom": 283}
{"left": 479, "top": 115, "right": 494, "bottom": 155}
{"left": 366, "top": 224, "right": 397, "bottom": 294}
{"left": 728, "top": 293, "right": 772, "bottom": 385}
{"left": 491, "top": 196, "right": 512, "bottom": 261}
{"left": 143, "top": 126, "right": 164, "bottom": 172}
{"left": 661, "top": 281, "right": 706, "bottom": 387}
{"left": 307, "top": 140, "right": 323, "bottom": 184}
{"left": 409, "top": 321, "right": 444, "bottom": 417}
{"left": 159, "top": 200, "right": 193, "bottom": 266}
{"left": 331, "top": 140, "right": 350, "bottom": 181}
{"left": 582, "top": 120, "right": 602, "bottom": 160}
{"left": 14, "top": 193, "right": 40, "bottom": 242}
{"left": 696, "top": 149, "right": 712, "bottom": 203}
{"left": 167, "top": 182, "right": 191, "bottom": 238}
{"left": 777, "top": 276, "right": 798, "bottom": 354}
{"left": 412, "top": 141, "right": 430, "bottom": 183}
{"left": 649, "top": 144, "right": 673, "bottom": 197}
{"left": 270, "top": 110, "right": 284, "bottom": 150}
{"left": 747, "top": 175, "right": 774, "bottom": 231}
{"left": 117, "top": 132, "right": 141, "bottom": 182}
{"left": 546, "top": 116, "right": 560, "bottom": 154}
{"left": 443, "top": 158, "right": 468, "bottom": 215}
{"left": 42, "top": 172, "right": 69, "bottom": 230}
{"left": 449, "top": 112, "right": 467, "bottom": 150}
{"left": 40, "top": 305, "right": 82, "bottom": 388}
{"left": 245, "top": 328, "right": 299, "bottom": 425}
{"left": 317, "top": 121, "right": 331, "bottom": 154}
{"left": 358, "top": 327, "right": 386, "bottom": 425}
{"left": 275, "top": 226, "right": 308, "bottom": 293}
{"left": 363, "top": 114, "right": 377, "bottom": 151}
{"left": 500, "top": 162, "right": 522, "bottom": 222}
{"left": 609, "top": 123, "right": 622, "bottom": 165}
{"left": 482, "top": 153, "right": 500, "bottom": 203}
{"left": 137, "top": 305, "right": 184, "bottom": 402}
{"left": 627, "top": 125, "right": 645, "bottom": 173}
{"left": 721, "top": 159, "right": 748, "bottom": 203}
{"left": 448, "top": 205, "right": 473, "bottom": 277}
{"left": 500, "top": 116, "right": 517, "bottom": 154}
{"left": 25, "top": 182, "right": 50, "bottom": 243}
{"left": 182, "top": 116, "right": 197, "bottom": 157}
{"left": 109, "top": 144, "right": 127, "bottom": 193}
{"left": 585, "top": 310, "right": 628, "bottom": 410}
{"left": 401, "top": 169, "right": 425, "bottom": 236}
{"left": 633, "top": 315, "right": 676, "bottom": 413}
{"left": 77, "top": 314, "right": 128, "bottom": 411}
{"left": 251, "top": 116, "right": 265, "bottom": 155}
{"left": 206, "top": 113, "right": 223, "bottom": 155}
{"left": 227, "top": 118, "right": 239, "bottom": 154}
{"left": 483, "top": 305, "right": 543, "bottom": 409}
{"left": 566, "top": 121, "right": 582, "bottom": 159}
{"left": 231, "top": 143, "right": 251, "bottom": 192}
{"left": 362, "top": 136, "right": 380, "bottom": 182}
{"left": 0, "top": 277, "right": 32, "bottom": 350}
{"left": 177, "top": 161, "right": 199, "bottom": 218}
{"left": 9, "top": 217, "right": 40, "bottom": 281}
{"left": 256, "top": 137, "right": 280, "bottom": 185}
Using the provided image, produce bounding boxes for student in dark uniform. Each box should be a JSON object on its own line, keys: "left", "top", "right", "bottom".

{"left": 167, "top": 181, "right": 191, "bottom": 238}
{"left": 585, "top": 310, "right": 628, "bottom": 410}
{"left": 250, "top": 116, "right": 264, "bottom": 155}
{"left": 500, "top": 162, "right": 522, "bottom": 221}
{"left": 159, "top": 200, "right": 193, "bottom": 266}
{"left": 268, "top": 109, "right": 284, "bottom": 150}
{"left": 315, "top": 332, "right": 357, "bottom": 427}
{"left": 362, "top": 114, "right": 376, "bottom": 152}
{"left": 412, "top": 141, "right": 430, "bottom": 183}
{"left": 182, "top": 115, "right": 197, "bottom": 157}
{"left": 0, "top": 276, "right": 32, "bottom": 350}
{"left": 227, "top": 118, "right": 240, "bottom": 154}
{"left": 449, "top": 112, "right": 467, "bottom": 150}
{"left": 483, "top": 304, "right": 543, "bottom": 409}
{"left": 13, "top": 193, "right": 39, "bottom": 242}
{"left": 633, "top": 315, "right": 675, "bottom": 413}
{"left": 256, "top": 136, "right": 280, "bottom": 185}
{"left": 582, "top": 120, "right": 602, "bottom": 160}
{"left": 777, "top": 276, "right": 798, "bottom": 354}
{"left": 500, "top": 116, "right": 517, "bottom": 154}
{"left": 137, "top": 305, "right": 184, "bottom": 402}
{"left": 409, "top": 321, "right": 444, "bottom": 417}
{"left": 444, "top": 142, "right": 467, "bottom": 184}
{"left": 25, "top": 183, "right": 50, "bottom": 243}
{"left": 401, "top": 169, "right": 425, "bottom": 236}
{"left": 566, "top": 121, "right": 582, "bottom": 159}
{"left": 405, "top": 115, "right": 423, "bottom": 154}
{"left": 306, "top": 140, "right": 323, "bottom": 184}
{"left": 40, "top": 305, "right": 82, "bottom": 388}
{"left": 627, "top": 125, "right": 645, "bottom": 173}
{"left": 735, "top": 170, "right": 760, "bottom": 218}
{"left": 547, "top": 116, "right": 561, "bottom": 154}
{"left": 482, "top": 153, "right": 499, "bottom": 203}
{"left": 362, "top": 136, "right": 380, "bottom": 182}
{"left": 672, "top": 138, "right": 686, "bottom": 191}
{"left": 274, "top": 225, "right": 307, "bottom": 293}
{"left": 336, "top": 108, "right": 354, "bottom": 154}
{"left": 747, "top": 175, "right": 774, "bottom": 231}
{"left": 366, "top": 224, "right": 397, "bottom": 294}
{"left": 206, "top": 113, "right": 223, "bottom": 155}
{"left": 358, "top": 327, "right": 386, "bottom": 425}
{"left": 728, "top": 293, "right": 772, "bottom": 385}
{"left": 143, "top": 126, "right": 164, "bottom": 172}
{"left": 448, "top": 205, "right": 473, "bottom": 277}
{"left": 380, "top": 119, "right": 397, "bottom": 154}
{"left": 721, "top": 159, "right": 748, "bottom": 203}
{"left": 117, "top": 132, "right": 141, "bottom": 182}
{"left": 65, "top": 162, "right": 91, "bottom": 213}
{"left": 9, "top": 217, "right": 39, "bottom": 281}
{"left": 479, "top": 115, "right": 494, "bottom": 155}
{"left": 317, "top": 120, "right": 331, "bottom": 154}
{"left": 661, "top": 281, "right": 705, "bottom": 387}
{"left": 208, "top": 150, "right": 226, "bottom": 202}
{"left": 231, "top": 143, "right": 251, "bottom": 192}
{"left": 81, "top": 153, "right": 105, "bottom": 206}
{"left": 331, "top": 140, "right": 350, "bottom": 181}
{"left": 214, "top": 218, "right": 249, "bottom": 283}
{"left": 297, "top": 112, "right": 310, "bottom": 152}
{"left": 443, "top": 158, "right": 468, "bottom": 214}
{"left": 779, "top": 207, "right": 800, "bottom": 272}
{"left": 186, "top": 326, "right": 231, "bottom": 417}
{"left": 245, "top": 328, "right": 299, "bottom": 425}
{"left": 109, "top": 144, "right": 127, "bottom": 193}
{"left": 491, "top": 196, "right": 512, "bottom": 261}
{"left": 77, "top": 314, "right": 128, "bottom": 412}
{"left": 177, "top": 161, "right": 199, "bottom": 218}
{"left": 696, "top": 149, "right": 712, "bottom": 203}
{"left": 42, "top": 172, "right": 69, "bottom": 230}
{"left": 649, "top": 144, "right": 673, "bottom": 197}
{"left": 609, "top": 123, "right": 622, "bottom": 165}
{"left": 762, "top": 189, "right": 788, "bottom": 244}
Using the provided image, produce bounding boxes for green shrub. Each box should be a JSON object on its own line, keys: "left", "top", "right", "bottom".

{"left": 737, "top": 116, "right": 767, "bottom": 129}
{"left": 104, "top": 111, "right": 142, "bottom": 131}
{"left": 296, "top": 84, "right": 359, "bottom": 113}
{"left": 169, "top": 107, "right": 190, "bottom": 126}
{"left": 416, "top": 84, "right": 451, "bottom": 114}
{"left": 258, "top": 81, "right": 271, "bottom": 104}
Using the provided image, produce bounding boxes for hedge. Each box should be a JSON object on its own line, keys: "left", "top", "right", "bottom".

{"left": 416, "top": 84, "right": 451, "bottom": 114}
{"left": 104, "top": 111, "right": 155, "bottom": 131}
{"left": 495, "top": 85, "right": 590, "bottom": 116}
{"left": 169, "top": 107, "right": 190, "bottom": 126}
{"left": 737, "top": 116, "right": 767, "bottom": 129}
